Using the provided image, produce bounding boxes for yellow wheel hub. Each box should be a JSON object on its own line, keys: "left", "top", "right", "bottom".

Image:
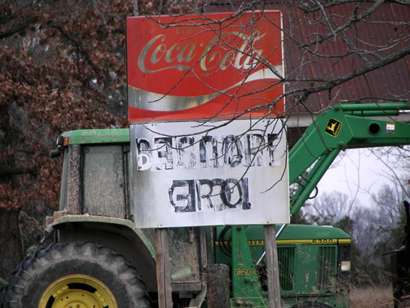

{"left": 39, "top": 274, "right": 117, "bottom": 308}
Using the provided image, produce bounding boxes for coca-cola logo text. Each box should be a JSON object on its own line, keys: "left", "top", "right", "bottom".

{"left": 137, "top": 31, "right": 266, "bottom": 74}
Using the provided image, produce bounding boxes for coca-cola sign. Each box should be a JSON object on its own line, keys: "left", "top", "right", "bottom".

{"left": 127, "top": 11, "right": 284, "bottom": 123}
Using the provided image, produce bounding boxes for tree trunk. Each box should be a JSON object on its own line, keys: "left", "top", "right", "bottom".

{"left": 0, "top": 208, "right": 23, "bottom": 281}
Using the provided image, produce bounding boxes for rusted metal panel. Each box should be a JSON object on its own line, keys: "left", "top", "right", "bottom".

{"left": 168, "top": 228, "right": 201, "bottom": 286}
{"left": 281, "top": 2, "right": 410, "bottom": 112}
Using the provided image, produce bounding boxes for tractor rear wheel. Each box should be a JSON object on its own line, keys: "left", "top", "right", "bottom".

{"left": 4, "top": 242, "right": 151, "bottom": 308}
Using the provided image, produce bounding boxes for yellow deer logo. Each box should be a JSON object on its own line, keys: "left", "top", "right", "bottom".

{"left": 325, "top": 119, "right": 341, "bottom": 137}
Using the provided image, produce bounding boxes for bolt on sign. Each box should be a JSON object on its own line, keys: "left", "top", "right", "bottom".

{"left": 127, "top": 11, "right": 289, "bottom": 228}
{"left": 129, "top": 120, "right": 289, "bottom": 228}
{"left": 127, "top": 11, "right": 284, "bottom": 122}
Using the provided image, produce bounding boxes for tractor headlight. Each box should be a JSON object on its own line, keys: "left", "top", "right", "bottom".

{"left": 341, "top": 261, "right": 351, "bottom": 271}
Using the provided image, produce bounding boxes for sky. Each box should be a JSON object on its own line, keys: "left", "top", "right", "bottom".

{"left": 317, "top": 148, "right": 407, "bottom": 207}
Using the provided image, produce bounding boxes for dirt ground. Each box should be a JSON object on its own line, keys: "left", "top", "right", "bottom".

{"left": 350, "top": 286, "right": 394, "bottom": 308}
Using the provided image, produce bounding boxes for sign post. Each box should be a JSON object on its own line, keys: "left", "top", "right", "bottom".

{"left": 265, "top": 225, "right": 282, "bottom": 308}
{"left": 155, "top": 229, "right": 173, "bottom": 308}
{"left": 127, "top": 10, "right": 287, "bottom": 308}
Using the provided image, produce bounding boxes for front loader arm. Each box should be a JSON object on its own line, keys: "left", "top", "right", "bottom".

{"left": 289, "top": 101, "right": 410, "bottom": 216}
{"left": 230, "top": 101, "right": 410, "bottom": 306}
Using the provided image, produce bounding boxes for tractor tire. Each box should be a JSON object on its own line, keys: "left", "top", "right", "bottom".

{"left": 3, "top": 241, "right": 151, "bottom": 308}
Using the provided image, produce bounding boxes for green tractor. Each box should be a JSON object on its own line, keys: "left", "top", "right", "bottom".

{"left": 2, "top": 102, "right": 410, "bottom": 307}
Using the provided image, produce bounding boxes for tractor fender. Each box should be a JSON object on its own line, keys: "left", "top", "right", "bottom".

{"left": 47, "top": 214, "right": 157, "bottom": 291}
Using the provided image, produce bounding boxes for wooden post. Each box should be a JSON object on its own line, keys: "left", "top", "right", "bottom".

{"left": 156, "top": 228, "right": 173, "bottom": 308}
{"left": 264, "top": 225, "right": 282, "bottom": 308}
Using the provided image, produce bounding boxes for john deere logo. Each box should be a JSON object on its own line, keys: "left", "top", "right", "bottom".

{"left": 325, "top": 119, "right": 341, "bottom": 136}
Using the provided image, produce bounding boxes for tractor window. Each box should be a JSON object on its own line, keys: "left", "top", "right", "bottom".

{"left": 59, "top": 148, "right": 69, "bottom": 211}
{"left": 82, "top": 145, "right": 126, "bottom": 218}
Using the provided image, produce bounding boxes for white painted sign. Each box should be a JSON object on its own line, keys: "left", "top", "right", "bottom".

{"left": 130, "top": 119, "right": 289, "bottom": 228}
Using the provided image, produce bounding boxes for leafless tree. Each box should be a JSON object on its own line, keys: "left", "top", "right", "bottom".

{"left": 0, "top": 0, "right": 409, "bottom": 280}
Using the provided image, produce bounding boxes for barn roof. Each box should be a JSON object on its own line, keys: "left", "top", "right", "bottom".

{"left": 208, "top": 1, "right": 410, "bottom": 113}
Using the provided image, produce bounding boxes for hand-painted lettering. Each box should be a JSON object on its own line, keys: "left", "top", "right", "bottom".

{"left": 136, "top": 133, "right": 280, "bottom": 171}
{"left": 169, "top": 178, "right": 251, "bottom": 212}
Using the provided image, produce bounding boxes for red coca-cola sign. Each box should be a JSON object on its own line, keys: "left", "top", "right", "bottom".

{"left": 127, "top": 11, "right": 284, "bottom": 123}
